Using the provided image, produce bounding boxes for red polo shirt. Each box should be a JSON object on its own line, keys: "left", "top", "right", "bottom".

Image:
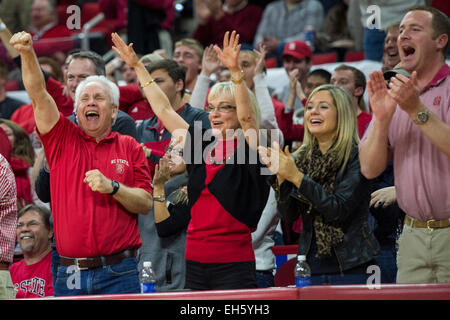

{"left": 39, "top": 114, "right": 152, "bottom": 257}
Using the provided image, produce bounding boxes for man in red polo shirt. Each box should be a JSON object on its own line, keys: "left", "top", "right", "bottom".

{"left": 11, "top": 31, "right": 153, "bottom": 296}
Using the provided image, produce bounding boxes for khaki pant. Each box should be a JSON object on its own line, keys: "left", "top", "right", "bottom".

{"left": 396, "top": 223, "right": 450, "bottom": 283}
{"left": 0, "top": 270, "right": 15, "bottom": 299}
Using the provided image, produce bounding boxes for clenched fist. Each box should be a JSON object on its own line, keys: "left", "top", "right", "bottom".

{"left": 9, "top": 31, "right": 33, "bottom": 53}
{"left": 84, "top": 169, "right": 114, "bottom": 194}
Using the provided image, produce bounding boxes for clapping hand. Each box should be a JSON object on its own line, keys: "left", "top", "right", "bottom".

{"left": 367, "top": 70, "right": 397, "bottom": 123}
{"left": 153, "top": 158, "right": 171, "bottom": 189}
{"left": 387, "top": 71, "right": 422, "bottom": 116}
{"left": 258, "top": 141, "right": 301, "bottom": 186}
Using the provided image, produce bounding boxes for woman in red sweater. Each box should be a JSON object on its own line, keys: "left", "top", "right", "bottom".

{"left": 113, "top": 31, "right": 271, "bottom": 290}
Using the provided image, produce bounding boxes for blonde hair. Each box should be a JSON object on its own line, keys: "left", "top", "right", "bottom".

{"left": 295, "top": 84, "right": 359, "bottom": 175}
{"left": 207, "top": 81, "right": 261, "bottom": 129}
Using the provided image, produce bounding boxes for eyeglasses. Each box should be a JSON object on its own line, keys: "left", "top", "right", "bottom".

{"left": 204, "top": 105, "right": 236, "bottom": 113}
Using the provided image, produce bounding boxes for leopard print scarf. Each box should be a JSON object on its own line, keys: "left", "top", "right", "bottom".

{"left": 295, "top": 144, "right": 344, "bottom": 257}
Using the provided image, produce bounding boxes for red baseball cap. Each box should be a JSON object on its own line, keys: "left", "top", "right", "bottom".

{"left": 282, "top": 41, "right": 312, "bottom": 61}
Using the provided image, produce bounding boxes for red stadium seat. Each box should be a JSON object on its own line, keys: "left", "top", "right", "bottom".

{"left": 274, "top": 257, "right": 296, "bottom": 287}
{"left": 312, "top": 52, "right": 337, "bottom": 65}
{"left": 345, "top": 50, "right": 365, "bottom": 62}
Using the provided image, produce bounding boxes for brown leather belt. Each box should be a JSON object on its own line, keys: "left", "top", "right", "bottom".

{"left": 405, "top": 216, "right": 450, "bottom": 231}
{"left": 59, "top": 248, "right": 137, "bottom": 271}
{"left": 0, "top": 261, "right": 10, "bottom": 270}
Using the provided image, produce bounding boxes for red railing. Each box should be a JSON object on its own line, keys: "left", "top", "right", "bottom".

{"left": 36, "top": 283, "right": 450, "bottom": 300}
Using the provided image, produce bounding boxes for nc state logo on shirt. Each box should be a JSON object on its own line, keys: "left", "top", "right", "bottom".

{"left": 111, "top": 159, "right": 129, "bottom": 174}
{"left": 115, "top": 163, "right": 125, "bottom": 174}
{"left": 433, "top": 96, "right": 441, "bottom": 106}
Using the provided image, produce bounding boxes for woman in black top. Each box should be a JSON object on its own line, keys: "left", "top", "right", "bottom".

{"left": 259, "top": 85, "right": 380, "bottom": 285}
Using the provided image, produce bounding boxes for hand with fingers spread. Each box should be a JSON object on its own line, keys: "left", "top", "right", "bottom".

{"left": 254, "top": 43, "right": 267, "bottom": 75}
{"left": 84, "top": 169, "right": 114, "bottom": 194}
{"left": 367, "top": 70, "right": 397, "bottom": 124}
{"left": 111, "top": 32, "right": 140, "bottom": 68}
{"left": 213, "top": 30, "right": 241, "bottom": 73}
{"left": 201, "top": 44, "right": 221, "bottom": 77}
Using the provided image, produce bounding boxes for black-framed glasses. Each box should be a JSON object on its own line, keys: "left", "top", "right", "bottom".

{"left": 204, "top": 105, "right": 237, "bottom": 113}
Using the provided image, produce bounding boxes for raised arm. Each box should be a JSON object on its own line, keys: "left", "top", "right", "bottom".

{"left": 214, "top": 31, "right": 260, "bottom": 149}
{"left": 111, "top": 33, "right": 189, "bottom": 141}
{"left": 359, "top": 71, "right": 396, "bottom": 179}
{"left": 10, "top": 32, "right": 59, "bottom": 135}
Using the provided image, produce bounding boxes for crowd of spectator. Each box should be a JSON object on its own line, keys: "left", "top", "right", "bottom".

{"left": 0, "top": 0, "right": 449, "bottom": 299}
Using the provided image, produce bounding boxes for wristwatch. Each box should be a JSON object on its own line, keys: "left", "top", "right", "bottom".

{"left": 109, "top": 180, "right": 120, "bottom": 196}
{"left": 153, "top": 194, "right": 166, "bottom": 202}
{"left": 413, "top": 109, "right": 431, "bottom": 125}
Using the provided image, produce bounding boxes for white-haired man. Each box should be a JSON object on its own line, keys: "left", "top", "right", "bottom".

{"left": 11, "top": 31, "right": 153, "bottom": 296}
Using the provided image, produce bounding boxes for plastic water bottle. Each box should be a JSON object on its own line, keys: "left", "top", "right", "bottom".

{"left": 304, "top": 26, "right": 315, "bottom": 52}
{"left": 294, "top": 255, "right": 311, "bottom": 287}
{"left": 140, "top": 261, "right": 156, "bottom": 293}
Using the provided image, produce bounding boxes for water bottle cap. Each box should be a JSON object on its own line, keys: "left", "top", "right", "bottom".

{"left": 297, "top": 255, "right": 306, "bottom": 261}
{"left": 143, "top": 261, "right": 152, "bottom": 268}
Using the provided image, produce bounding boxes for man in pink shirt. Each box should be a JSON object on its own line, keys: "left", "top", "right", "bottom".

{"left": 359, "top": 6, "right": 450, "bottom": 284}
{"left": 10, "top": 205, "right": 54, "bottom": 298}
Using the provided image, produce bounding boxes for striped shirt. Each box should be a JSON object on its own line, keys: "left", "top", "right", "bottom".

{"left": 0, "top": 154, "right": 17, "bottom": 264}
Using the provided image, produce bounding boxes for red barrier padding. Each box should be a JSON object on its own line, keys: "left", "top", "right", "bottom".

{"left": 298, "top": 283, "right": 450, "bottom": 300}
{"left": 35, "top": 283, "right": 450, "bottom": 300}
{"left": 38, "top": 287, "right": 300, "bottom": 300}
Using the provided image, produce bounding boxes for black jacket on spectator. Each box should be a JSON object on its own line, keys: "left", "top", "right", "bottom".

{"left": 272, "top": 148, "right": 380, "bottom": 274}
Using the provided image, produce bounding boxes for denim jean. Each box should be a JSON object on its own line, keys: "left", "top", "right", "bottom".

{"left": 375, "top": 243, "right": 398, "bottom": 283}
{"left": 53, "top": 257, "right": 140, "bottom": 296}
{"left": 256, "top": 271, "right": 275, "bottom": 288}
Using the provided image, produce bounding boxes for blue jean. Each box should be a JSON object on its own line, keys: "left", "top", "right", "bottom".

{"left": 375, "top": 244, "right": 398, "bottom": 283}
{"left": 256, "top": 271, "right": 275, "bottom": 288}
{"left": 53, "top": 257, "right": 140, "bottom": 296}
{"left": 311, "top": 273, "right": 369, "bottom": 285}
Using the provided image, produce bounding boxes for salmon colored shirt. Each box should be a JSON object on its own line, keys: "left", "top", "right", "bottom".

{"left": 361, "top": 64, "right": 450, "bottom": 222}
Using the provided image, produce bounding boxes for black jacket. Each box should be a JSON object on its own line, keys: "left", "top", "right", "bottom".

{"left": 273, "top": 148, "right": 380, "bottom": 273}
